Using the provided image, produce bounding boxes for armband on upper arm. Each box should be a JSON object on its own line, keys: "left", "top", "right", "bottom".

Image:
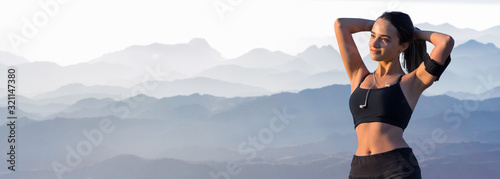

{"left": 424, "top": 55, "right": 451, "bottom": 81}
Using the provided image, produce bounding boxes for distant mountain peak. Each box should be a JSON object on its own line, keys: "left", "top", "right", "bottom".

{"left": 319, "top": 45, "right": 335, "bottom": 50}
{"left": 247, "top": 48, "right": 273, "bottom": 54}
{"left": 456, "top": 39, "right": 499, "bottom": 51}
{"left": 437, "top": 22, "right": 455, "bottom": 28}
{"left": 188, "top": 38, "right": 210, "bottom": 48}
{"left": 188, "top": 38, "right": 223, "bottom": 58}
{"left": 304, "top": 45, "right": 320, "bottom": 52}
{"left": 0, "top": 50, "right": 30, "bottom": 66}
{"left": 462, "top": 39, "right": 497, "bottom": 48}
{"left": 300, "top": 45, "right": 337, "bottom": 55}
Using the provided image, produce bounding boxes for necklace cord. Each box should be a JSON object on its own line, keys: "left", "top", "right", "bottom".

{"left": 359, "top": 73, "right": 400, "bottom": 109}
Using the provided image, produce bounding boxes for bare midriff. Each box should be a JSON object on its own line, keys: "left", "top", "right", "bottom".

{"left": 355, "top": 122, "right": 409, "bottom": 156}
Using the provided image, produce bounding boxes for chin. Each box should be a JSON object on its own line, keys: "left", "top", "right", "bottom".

{"left": 370, "top": 55, "right": 383, "bottom": 61}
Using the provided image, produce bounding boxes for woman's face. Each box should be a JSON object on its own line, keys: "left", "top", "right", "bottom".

{"left": 369, "top": 18, "right": 408, "bottom": 62}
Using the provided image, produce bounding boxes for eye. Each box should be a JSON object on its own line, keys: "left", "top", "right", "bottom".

{"left": 382, "top": 38, "right": 389, "bottom": 42}
{"left": 370, "top": 34, "right": 375, "bottom": 38}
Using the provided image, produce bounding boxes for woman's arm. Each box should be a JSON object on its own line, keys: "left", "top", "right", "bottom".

{"left": 413, "top": 29, "right": 454, "bottom": 88}
{"left": 334, "top": 18, "right": 374, "bottom": 90}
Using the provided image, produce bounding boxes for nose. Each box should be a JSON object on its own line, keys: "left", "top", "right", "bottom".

{"left": 370, "top": 38, "right": 381, "bottom": 48}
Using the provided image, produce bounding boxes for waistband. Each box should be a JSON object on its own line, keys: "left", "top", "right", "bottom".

{"left": 353, "top": 147, "right": 412, "bottom": 158}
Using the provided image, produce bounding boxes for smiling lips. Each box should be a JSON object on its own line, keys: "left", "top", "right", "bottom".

{"left": 370, "top": 49, "right": 381, "bottom": 54}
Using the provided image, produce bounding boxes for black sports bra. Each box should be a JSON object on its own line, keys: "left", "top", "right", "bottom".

{"left": 349, "top": 73, "right": 413, "bottom": 130}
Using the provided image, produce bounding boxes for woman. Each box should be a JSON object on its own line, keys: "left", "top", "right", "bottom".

{"left": 334, "top": 11, "right": 454, "bottom": 178}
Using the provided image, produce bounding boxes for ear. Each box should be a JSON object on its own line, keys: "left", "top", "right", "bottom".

{"left": 400, "top": 42, "right": 409, "bottom": 52}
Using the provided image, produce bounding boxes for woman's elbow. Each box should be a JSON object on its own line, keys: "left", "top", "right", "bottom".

{"left": 444, "top": 35, "right": 455, "bottom": 49}
{"left": 334, "top": 18, "right": 349, "bottom": 29}
{"left": 334, "top": 18, "right": 342, "bottom": 29}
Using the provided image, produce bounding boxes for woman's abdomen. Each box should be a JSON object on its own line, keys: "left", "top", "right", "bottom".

{"left": 355, "top": 122, "right": 409, "bottom": 156}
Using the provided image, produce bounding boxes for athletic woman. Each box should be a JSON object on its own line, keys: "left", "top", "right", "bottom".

{"left": 334, "top": 11, "right": 454, "bottom": 178}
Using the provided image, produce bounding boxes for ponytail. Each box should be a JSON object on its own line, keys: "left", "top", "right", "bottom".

{"left": 403, "top": 37, "right": 428, "bottom": 73}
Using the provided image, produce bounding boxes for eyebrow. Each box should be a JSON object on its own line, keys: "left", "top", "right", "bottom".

{"left": 371, "top": 31, "right": 392, "bottom": 39}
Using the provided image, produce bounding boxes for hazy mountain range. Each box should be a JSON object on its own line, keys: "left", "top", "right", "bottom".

{"left": 0, "top": 23, "right": 499, "bottom": 178}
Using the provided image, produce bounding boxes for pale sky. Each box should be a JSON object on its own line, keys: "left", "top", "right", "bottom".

{"left": 0, "top": 0, "right": 499, "bottom": 66}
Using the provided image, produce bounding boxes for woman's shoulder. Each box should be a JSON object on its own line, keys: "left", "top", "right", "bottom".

{"left": 350, "top": 70, "right": 371, "bottom": 93}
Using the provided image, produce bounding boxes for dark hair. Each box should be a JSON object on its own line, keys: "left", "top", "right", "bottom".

{"left": 378, "top": 11, "right": 428, "bottom": 73}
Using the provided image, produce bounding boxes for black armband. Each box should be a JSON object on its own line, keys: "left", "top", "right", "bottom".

{"left": 424, "top": 55, "right": 451, "bottom": 81}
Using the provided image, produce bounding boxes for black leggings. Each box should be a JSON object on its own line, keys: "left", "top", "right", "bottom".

{"left": 349, "top": 148, "right": 421, "bottom": 179}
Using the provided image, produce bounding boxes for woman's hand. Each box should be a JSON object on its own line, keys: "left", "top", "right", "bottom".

{"left": 412, "top": 28, "right": 453, "bottom": 48}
